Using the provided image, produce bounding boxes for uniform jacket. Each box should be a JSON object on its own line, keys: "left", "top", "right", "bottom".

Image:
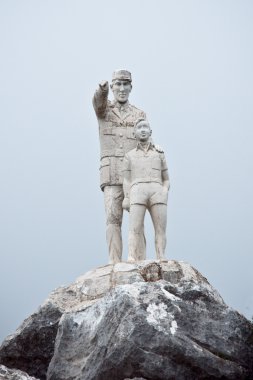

{"left": 93, "top": 86, "right": 146, "bottom": 190}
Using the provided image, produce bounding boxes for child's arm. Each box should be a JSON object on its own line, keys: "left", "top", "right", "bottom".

{"left": 161, "top": 153, "right": 170, "bottom": 191}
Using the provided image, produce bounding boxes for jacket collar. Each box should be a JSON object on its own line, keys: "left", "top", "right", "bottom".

{"left": 136, "top": 141, "right": 154, "bottom": 152}
{"left": 111, "top": 101, "right": 131, "bottom": 120}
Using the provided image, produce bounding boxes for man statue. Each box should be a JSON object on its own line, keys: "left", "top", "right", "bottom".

{"left": 122, "top": 118, "right": 170, "bottom": 261}
{"left": 92, "top": 70, "right": 147, "bottom": 264}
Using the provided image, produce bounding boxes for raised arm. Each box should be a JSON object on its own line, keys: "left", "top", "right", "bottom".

{"left": 92, "top": 80, "right": 109, "bottom": 118}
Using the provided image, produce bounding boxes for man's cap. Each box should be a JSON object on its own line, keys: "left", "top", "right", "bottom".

{"left": 112, "top": 69, "right": 132, "bottom": 82}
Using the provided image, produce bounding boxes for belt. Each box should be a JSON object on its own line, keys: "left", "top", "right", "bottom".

{"left": 131, "top": 179, "right": 162, "bottom": 188}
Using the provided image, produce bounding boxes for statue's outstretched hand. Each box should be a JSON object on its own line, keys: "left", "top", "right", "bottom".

{"left": 122, "top": 198, "right": 130, "bottom": 212}
{"left": 99, "top": 80, "right": 109, "bottom": 91}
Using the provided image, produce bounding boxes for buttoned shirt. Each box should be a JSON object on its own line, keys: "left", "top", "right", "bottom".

{"left": 123, "top": 142, "right": 168, "bottom": 187}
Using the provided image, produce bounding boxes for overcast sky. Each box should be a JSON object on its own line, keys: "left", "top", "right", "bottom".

{"left": 1, "top": 0, "right": 253, "bottom": 343}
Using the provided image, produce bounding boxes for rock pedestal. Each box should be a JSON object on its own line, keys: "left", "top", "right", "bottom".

{"left": 0, "top": 261, "right": 252, "bottom": 380}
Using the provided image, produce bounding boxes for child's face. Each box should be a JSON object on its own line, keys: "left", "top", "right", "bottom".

{"left": 134, "top": 121, "right": 152, "bottom": 142}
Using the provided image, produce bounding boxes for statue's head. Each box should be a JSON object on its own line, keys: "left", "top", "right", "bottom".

{"left": 134, "top": 118, "right": 152, "bottom": 142}
{"left": 110, "top": 69, "right": 132, "bottom": 104}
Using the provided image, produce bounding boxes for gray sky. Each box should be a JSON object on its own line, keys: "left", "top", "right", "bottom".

{"left": 1, "top": 0, "right": 253, "bottom": 343}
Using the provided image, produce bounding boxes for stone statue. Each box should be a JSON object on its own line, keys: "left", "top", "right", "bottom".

{"left": 122, "top": 118, "right": 170, "bottom": 261}
{"left": 92, "top": 70, "right": 147, "bottom": 264}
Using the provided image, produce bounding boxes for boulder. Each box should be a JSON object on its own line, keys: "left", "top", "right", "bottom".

{"left": 0, "top": 261, "right": 252, "bottom": 380}
{"left": 47, "top": 279, "right": 253, "bottom": 379}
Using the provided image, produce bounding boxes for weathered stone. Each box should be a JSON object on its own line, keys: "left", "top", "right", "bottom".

{"left": 93, "top": 70, "right": 147, "bottom": 263}
{"left": 1, "top": 261, "right": 252, "bottom": 380}
{"left": 113, "top": 262, "right": 137, "bottom": 272}
{"left": 76, "top": 264, "right": 113, "bottom": 281}
{"left": 47, "top": 271, "right": 253, "bottom": 380}
{"left": 140, "top": 261, "right": 163, "bottom": 282}
{"left": 0, "top": 364, "right": 39, "bottom": 379}
{"left": 123, "top": 120, "right": 169, "bottom": 261}
{"left": 0, "top": 302, "right": 61, "bottom": 380}
{"left": 80, "top": 273, "right": 111, "bottom": 298}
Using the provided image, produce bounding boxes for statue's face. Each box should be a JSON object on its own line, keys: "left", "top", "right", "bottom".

{"left": 111, "top": 80, "right": 132, "bottom": 103}
{"left": 134, "top": 121, "right": 152, "bottom": 142}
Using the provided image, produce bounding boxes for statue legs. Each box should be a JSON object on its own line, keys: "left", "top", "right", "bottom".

{"left": 128, "top": 204, "right": 147, "bottom": 261}
{"left": 128, "top": 203, "right": 167, "bottom": 261}
{"left": 104, "top": 185, "right": 146, "bottom": 263}
{"left": 149, "top": 203, "right": 167, "bottom": 260}
{"left": 104, "top": 186, "right": 124, "bottom": 264}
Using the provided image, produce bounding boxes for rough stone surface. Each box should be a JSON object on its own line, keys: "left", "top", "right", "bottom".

{"left": 0, "top": 364, "right": 39, "bottom": 379}
{"left": 47, "top": 278, "right": 253, "bottom": 380}
{"left": 1, "top": 261, "right": 252, "bottom": 380}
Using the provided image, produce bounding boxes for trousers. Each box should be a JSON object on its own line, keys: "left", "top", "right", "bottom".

{"left": 103, "top": 185, "right": 146, "bottom": 263}
{"left": 128, "top": 203, "right": 167, "bottom": 261}
{"left": 128, "top": 183, "right": 168, "bottom": 261}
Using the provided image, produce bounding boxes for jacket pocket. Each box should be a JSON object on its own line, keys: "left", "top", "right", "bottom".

{"left": 152, "top": 158, "right": 161, "bottom": 170}
{"left": 127, "top": 127, "right": 135, "bottom": 140}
